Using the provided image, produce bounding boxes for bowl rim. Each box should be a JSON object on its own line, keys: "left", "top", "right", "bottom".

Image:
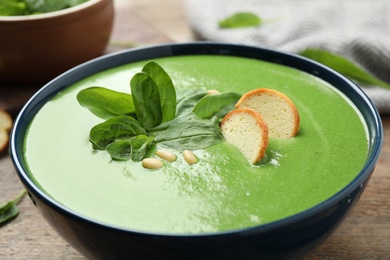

{"left": 0, "top": 0, "right": 107, "bottom": 22}
{"left": 10, "top": 41, "right": 384, "bottom": 238}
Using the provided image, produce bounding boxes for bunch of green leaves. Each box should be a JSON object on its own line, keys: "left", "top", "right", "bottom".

{"left": 299, "top": 48, "right": 390, "bottom": 90}
{"left": 0, "top": 190, "right": 26, "bottom": 226}
{"left": 77, "top": 61, "right": 241, "bottom": 162}
{"left": 219, "top": 12, "right": 262, "bottom": 29}
{"left": 0, "top": 0, "right": 88, "bottom": 16}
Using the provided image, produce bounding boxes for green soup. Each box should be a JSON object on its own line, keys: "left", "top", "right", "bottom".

{"left": 24, "top": 55, "right": 368, "bottom": 234}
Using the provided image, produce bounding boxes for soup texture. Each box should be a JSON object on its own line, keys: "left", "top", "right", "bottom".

{"left": 24, "top": 55, "right": 368, "bottom": 234}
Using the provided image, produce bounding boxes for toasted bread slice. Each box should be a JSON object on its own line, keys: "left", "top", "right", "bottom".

{"left": 0, "top": 109, "right": 13, "bottom": 132}
{"left": 0, "top": 109, "right": 13, "bottom": 154}
{"left": 0, "top": 129, "right": 9, "bottom": 154}
{"left": 235, "top": 88, "right": 299, "bottom": 139}
{"left": 220, "top": 108, "right": 269, "bottom": 164}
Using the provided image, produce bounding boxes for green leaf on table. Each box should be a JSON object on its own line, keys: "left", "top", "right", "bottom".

{"left": 192, "top": 92, "right": 241, "bottom": 119}
{"left": 0, "top": 190, "right": 26, "bottom": 226}
{"left": 142, "top": 61, "right": 177, "bottom": 123}
{"left": 77, "top": 87, "right": 135, "bottom": 119}
{"left": 130, "top": 72, "right": 163, "bottom": 130}
{"left": 299, "top": 48, "right": 390, "bottom": 90}
{"left": 219, "top": 12, "right": 262, "bottom": 29}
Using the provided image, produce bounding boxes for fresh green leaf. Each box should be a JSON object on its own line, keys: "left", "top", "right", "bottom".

{"left": 89, "top": 126, "right": 114, "bottom": 150}
{"left": 299, "top": 48, "right": 390, "bottom": 90}
{"left": 149, "top": 111, "right": 192, "bottom": 132}
{"left": 129, "top": 135, "right": 154, "bottom": 161}
{"left": 130, "top": 72, "right": 162, "bottom": 130}
{"left": 0, "top": 190, "right": 26, "bottom": 226}
{"left": 77, "top": 87, "right": 135, "bottom": 119}
{"left": 0, "top": 205, "right": 19, "bottom": 225}
{"left": 106, "top": 135, "right": 154, "bottom": 161}
{"left": 154, "top": 114, "right": 223, "bottom": 150}
{"left": 0, "top": 0, "right": 88, "bottom": 16}
{"left": 192, "top": 92, "right": 241, "bottom": 119}
{"left": 0, "top": 0, "right": 28, "bottom": 16}
{"left": 66, "top": 0, "right": 88, "bottom": 7}
{"left": 89, "top": 115, "right": 146, "bottom": 150}
{"left": 219, "top": 12, "right": 262, "bottom": 29}
{"left": 106, "top": 140, "right": 131, "bottom": 161}
{"left": 110, "top": 116, "right": 146, "bottom": 139}
{"left": 142, "top": 61, "right": 177, "bottom": 123}
{"left": 80, "top": 62, "right": 235, "bottom": 164}
{"left": 24, "top": 0, "right": 67, "bottom": 13}
{"left": 176, "top": 89, "right": 207, "bottom": 116}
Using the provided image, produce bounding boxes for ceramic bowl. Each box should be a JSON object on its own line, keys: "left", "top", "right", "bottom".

{"left": 0, "top": 0, "right": 114, "bottom": 84}
{"left": 10, "top": 42, "right": 383, "bottom": 259}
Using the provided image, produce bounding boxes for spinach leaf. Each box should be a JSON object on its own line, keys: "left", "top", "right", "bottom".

{"left": 106, "top": 140, "right": 131, "bottom": 161}
{"left": 80, "top": 62, "right": 235, "bottom": 165}
{"left": 129, "top": 135, "right": 154, "bottom": 161}
{"left": 0, "top": 0, "right": 28, "bottom": 15}
{"left": 0, "top": 190, "right": 26, "bottom": 226}
{"left": 66, "top": 0, "right": 88, "bottom": 7}
{"left": 299, "top": 48, "right": 390, "bottom": 90}
{"left": 130, "top": 72, "right": 162, "bottom": 130}
{"left": 90, "top": 115, "right": 146, "bottom": 150}
{"left": 77, "top": 87, "right": 135, "bottom": 119}
{"left": 24, "top": 0, "right": 88, "bottom": 13}
{"left": 25, "top": 0, "right": 67, "bottom": 13}
{"left": 192, "top": 92, "right": 241, "bottom": 119}
{"left": 176, "top": 89, "right": 207, "bottom": 116}
{"left": 0, "top": 0, "right": 88, "bottom": 16}
{"left": 107, "top": 135, "right": 154, "bottom": 161}
{"left": 219, "top": 12, "right": 262, "bottom": 29}
{"left": 110, "top": 116, "right": 146, "bottom": 139}
{"left": 142, "top": 61, "right": 176, "bottom": 123}
{"left": 154, "top": 114, "right": 223, "bottom": 150}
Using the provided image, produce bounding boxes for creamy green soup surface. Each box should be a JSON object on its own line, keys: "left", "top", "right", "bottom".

{"left": 24, "top": 55, "right": 368, "bottom": 234}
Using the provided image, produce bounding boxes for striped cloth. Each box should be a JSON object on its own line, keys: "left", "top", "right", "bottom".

{"left": 184, "top": 0, "right": 390, "bottom": 113}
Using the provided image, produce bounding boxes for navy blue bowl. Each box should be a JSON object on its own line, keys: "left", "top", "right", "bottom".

{"left": 10, "top": 42, "right": 383, "bottom": 259}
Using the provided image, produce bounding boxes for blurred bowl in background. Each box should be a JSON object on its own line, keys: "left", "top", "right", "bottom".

{"left": 0, "top": 0, "right": 114, "bottom": 85}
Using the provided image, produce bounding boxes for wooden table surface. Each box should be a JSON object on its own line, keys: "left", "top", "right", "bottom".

{"left": 1, "top": 0, "right": 390, "bottom": 259}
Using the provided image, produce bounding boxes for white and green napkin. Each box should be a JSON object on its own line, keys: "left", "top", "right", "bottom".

{"left": 184, "top": 0, "right": 390, "bottom": 113}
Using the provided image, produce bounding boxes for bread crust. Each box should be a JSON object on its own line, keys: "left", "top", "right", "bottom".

{"left": 0, "top": 109, "right": 13, "bottom": 154}
{"left": 0, "top": 129, "right": 9, "bottom": 154}
{"left": 235, "top": 88, "right": 300, "bottom": 138}
{"left": 0, "top": 109, "right": 13, "bottom": 132}
{"left": 220, "top": 108, "right": 269, "bottom": 164}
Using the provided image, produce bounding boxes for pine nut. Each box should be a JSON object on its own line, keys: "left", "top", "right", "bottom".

{"left": 207, "top": 89, "right": 220, "bottom": 95}
{"left": 156, "top": 150, "right": 177, "bottom": 162}
{"left": 183, "top": 150, "right": 198, "bottom": 165}
{"left": 142, "top": 158, "right": 164, "bottom": 169}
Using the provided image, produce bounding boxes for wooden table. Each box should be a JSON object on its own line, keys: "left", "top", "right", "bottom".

{"left": 1, "top": 0, "right": 390, "bottom": 258}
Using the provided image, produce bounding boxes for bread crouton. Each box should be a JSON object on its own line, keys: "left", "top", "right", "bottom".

{"left": 235, "top": 88, "right": 299, "bottom": 138}
{"left": 0, "top": 109, "right": 13, "bottom": 154}
{"left": 220, "top": 108, "right": 269, "bottom": 164}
